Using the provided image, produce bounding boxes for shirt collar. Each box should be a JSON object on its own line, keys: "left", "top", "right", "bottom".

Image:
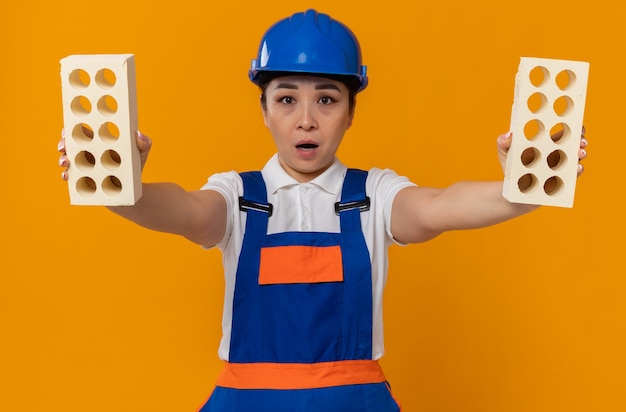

{"left": 262, "top": 153, "right": 347, "bottom": 195}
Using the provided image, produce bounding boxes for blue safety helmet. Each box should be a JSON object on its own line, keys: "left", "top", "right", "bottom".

{"left": 249, "top": 9, "right": 368, "bottom": 92}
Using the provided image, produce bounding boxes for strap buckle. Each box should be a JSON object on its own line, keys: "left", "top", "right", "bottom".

{"left": 239, "top": 197, "right": 273, "bottom": 217}
{"left": 334, "top": 197, "right": 370, "bottom": 215}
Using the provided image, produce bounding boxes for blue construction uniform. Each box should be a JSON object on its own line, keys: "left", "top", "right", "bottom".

{"left": 199, "top": 169, "right": 401, "bottom": 411}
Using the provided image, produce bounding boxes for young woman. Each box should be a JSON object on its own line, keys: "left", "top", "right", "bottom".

{"left": 58, "top": 9, "right": 587, "bottom": 411}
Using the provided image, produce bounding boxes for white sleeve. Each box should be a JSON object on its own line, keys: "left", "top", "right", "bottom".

{"left": 200, "top": 171, "right": 243, "bottom": 249}
{"left": 367, "top": 167, "right": 417, "bottom": 245}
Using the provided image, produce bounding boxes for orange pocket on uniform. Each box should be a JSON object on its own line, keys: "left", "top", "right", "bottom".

{"left": 259, "top": 245, "right": 344, "bottom": 285}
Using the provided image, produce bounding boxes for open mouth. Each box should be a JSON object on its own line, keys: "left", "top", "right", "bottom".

{"left": 296, "top": 143, "right": 319, "bottom": 149}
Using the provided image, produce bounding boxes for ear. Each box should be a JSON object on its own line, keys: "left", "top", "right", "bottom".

{"left": 347, "top": 99, "right": 356, "bottom": 129}
{"left": 260, "top": 94, "right": 269, "bottom": 127}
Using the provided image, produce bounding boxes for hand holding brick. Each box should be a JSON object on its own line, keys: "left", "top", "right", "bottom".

{"left": 60, "top": 54, "right": 142, "bottom": 206}
{"left": 503, "top": 57, "right": 589, "bottom": 208}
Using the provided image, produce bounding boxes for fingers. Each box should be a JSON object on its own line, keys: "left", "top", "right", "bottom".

{"left": 57, "top": 133, "right": 65, "bottom": 152}
{"left": 59, "top": 129, "right": 152, "bottom": 181}
{"left": 497, "top": 128, "right": 588, "bottom": 178}
{"left": 136, "top": 130, "right": 152, "bottom": 170}
{"left": 60, "top": 160, "right": 69, "bottom": 180}
{"left": 497, "top": 131, "right": 513, "bottom": 151}
{"left": 502, "top": 127, "right": 588, "bottom": 178}
{"left": 59, "top": 151, "right": 69, "bottom": 170}
{"left": 136, "top": 130, "right": 152, "bottom": 152}
{"left": 58, "top": 130, "right": 69, "bottom": 181}
{"left": 496, "top": 131, "right": 513, "bottom": 174}
{"left": 577, "top": 126, "right": 587, "bottom": 177}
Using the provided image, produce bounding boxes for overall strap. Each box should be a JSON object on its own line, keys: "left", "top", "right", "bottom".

{"left": 239, "top": 171, "right": 273, "bottom": 234}
{"left": 336, "top": 168, "right": 370, "bottom": 233}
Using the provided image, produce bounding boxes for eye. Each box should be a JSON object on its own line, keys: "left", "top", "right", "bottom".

{"left": 279, "top": 96, "right": 295, "bottom": 104}
{"left": 319, "top": 96, "right": 335, "bottom": 105}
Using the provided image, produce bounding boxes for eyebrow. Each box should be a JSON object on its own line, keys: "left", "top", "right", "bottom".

{"left": 274, "top": 83, "right": 341, "bottom": 91}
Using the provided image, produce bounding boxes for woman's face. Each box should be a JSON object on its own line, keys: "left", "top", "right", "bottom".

{"left": 262, "top": 75, "right": 354, "bottom": 182}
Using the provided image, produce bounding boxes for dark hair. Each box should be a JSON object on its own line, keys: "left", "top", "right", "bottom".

{"left": 257, "top": 72, "right": 358, "bottom": 114}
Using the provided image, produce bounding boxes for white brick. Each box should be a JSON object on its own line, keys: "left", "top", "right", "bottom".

{"left": 503, "top": 57, "right": 589, "bottom": 208}
{"left": 60, "top": 54, "right": 142, "bottom": 206}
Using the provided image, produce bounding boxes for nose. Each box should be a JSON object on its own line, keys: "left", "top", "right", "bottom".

{"left": 297, "top": 101, "right": 318, "bottom": 131}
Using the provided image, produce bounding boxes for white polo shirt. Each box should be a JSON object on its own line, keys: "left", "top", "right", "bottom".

{"left": 202, "top": 154, "right": 416, "bottom": 361}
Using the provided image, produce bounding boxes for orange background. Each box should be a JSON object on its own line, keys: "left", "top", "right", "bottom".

{"left": 1, "top": 0, "right": 624, "bottom": 411}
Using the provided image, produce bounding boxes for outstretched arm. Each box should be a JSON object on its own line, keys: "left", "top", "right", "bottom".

{"left": 58, "top": 130, "right": 227, "bottom": 247}
{"left": 390, "top": 131, "right": 588, "bottom": 244}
